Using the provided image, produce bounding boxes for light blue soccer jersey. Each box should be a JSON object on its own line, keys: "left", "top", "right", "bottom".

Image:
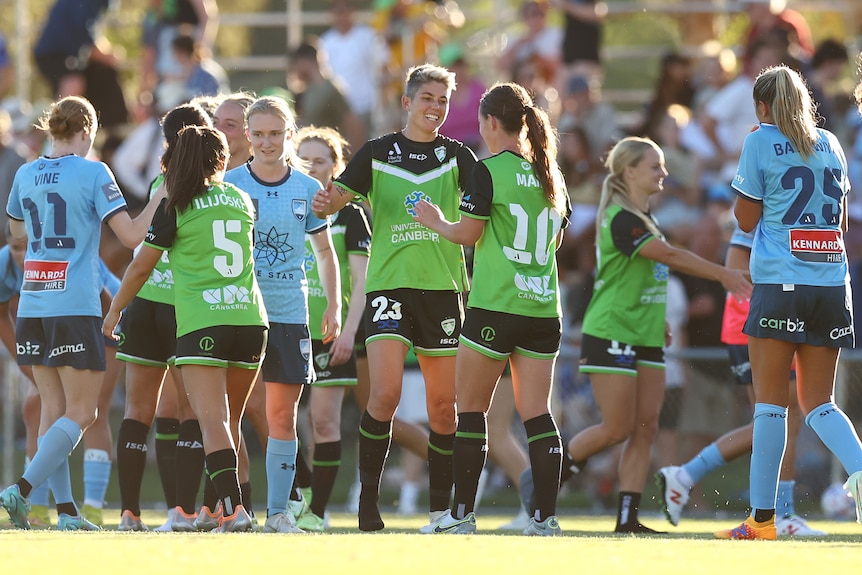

{"left": 732, "top": 124, "right": 849, "bottom": 286}
{"left": 0, "top": 246, "right": 23, "bottom": 303}
{"left": 6, "top": 155, "right": 127, "bottom": 318}
{"left": 728, "top": 225, "right": 754, "bottom": 251}
{"left": 225, "top": 164, "right": 329, "bottom": 324}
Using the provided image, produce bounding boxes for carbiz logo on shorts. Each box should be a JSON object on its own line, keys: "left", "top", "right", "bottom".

{"left": 759, "top": 317, "right": 805, "bottom": 332}
{"left": 830, "top": 326, "right": 853, "bottom": 340}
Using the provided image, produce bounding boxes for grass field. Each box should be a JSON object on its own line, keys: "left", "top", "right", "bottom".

{"left": 3, "top": 511, "right": 861, "bottom": 574}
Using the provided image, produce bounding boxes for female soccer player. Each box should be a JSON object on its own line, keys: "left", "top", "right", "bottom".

{"left": 293, "top": 126, "right": 371, "bottom": 531}
{"left": 105, "top": 125, "right": 267, "bottom": 533}
{"left": 413, "top": 82, "right": 569, "bottom": 535}
{"left": 213, "top": 92, "right": 255, "bottom": 170}
{"left": 313, "top": 64, "right": 478, "bottom": 532}
{"left": 566, "top": 136, "right": 750, "bottom": 534}
{"left": 225, "top": 96, "right": 341, "bottom": 534}
{"left": 0, "top": 96, "right": 164, "bottom": 530}
{"left": 114, "top": 103, "right": 211, "bottom": 532}
{"left": 716, "top": 65, "right": 862, "bottom": 540}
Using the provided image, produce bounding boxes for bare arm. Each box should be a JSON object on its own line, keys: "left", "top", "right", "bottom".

{"left": 639, "top": 237, "right": 752, "bottom": 301}
{"left": 106, "top": 184, "right": 167, "bottom": 249}
{"left": 734, "top": 196, "right": 762, "bottom": 233}
{"left": 310, "top": 229, "right": 342, "bottom": 344}
{"left": 312, "top": 183, "right": 354, "bottom": 219}
{"left": 413, "top": 199, "right": 485, "bottom": 245}
{"left": 102, "top": 246, "right": 162, "bottom": 338}
{"left": 329, "top": 253, "right": 368, "bottom": 367}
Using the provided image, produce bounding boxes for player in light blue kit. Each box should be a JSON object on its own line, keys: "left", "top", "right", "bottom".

{"left": 716, "top": 65, "right": 862, "bottom": 539}
{"left": 225, "top": 96, "right": 341, "bottom": 534}
{"left": 0, "top": 96, "right": 165, "bottom": 530}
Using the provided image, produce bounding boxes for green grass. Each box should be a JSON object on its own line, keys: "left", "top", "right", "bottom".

{"left": 2, "top": 512, "right": 862, "bottom": 574}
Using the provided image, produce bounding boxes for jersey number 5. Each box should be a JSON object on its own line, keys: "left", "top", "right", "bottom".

{"left": 213, "top": 220, "right": 243, "bottom": 277}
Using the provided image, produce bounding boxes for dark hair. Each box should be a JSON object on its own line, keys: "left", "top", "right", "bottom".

{"left": 171, "top": 34, "right": 198, "bottom": 60}
{"left": 479, "top": 82, "right": 565, "bottom": 213}
{"left": 811, "top": 39, "right": 849, "bottom": 70}
{"left": 292, "top": 42, "right": 319, "bottom": 62}
{"left": 161, "top": 104, "right": 211, "bottom": 171}
{"left": 37, "top": 96, "right": 98, "bottom": 140}
{"left": 164, "top": 126, "right": 228, "bottom": 213}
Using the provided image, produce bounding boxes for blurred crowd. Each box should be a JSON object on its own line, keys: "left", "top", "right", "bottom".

{"left": 0, "top": 0, "right": 860, "bottom": 510}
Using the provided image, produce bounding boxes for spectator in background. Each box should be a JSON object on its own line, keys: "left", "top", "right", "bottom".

{"left": 169, "top": 33, "right": 229, "bottom": 98}
{"left": 636, "top": 52, "right": 695, "bottom": 143}
{"left": 558, "top": 75, "right": 620, "bottom": 159}
{"left": 554, "top": 0, "right": 605, "bottom": 84}
{"left": 0, "top": 33, "right": 14, "bottom": 98}
{"left": 436, "top": 43, "right": 486, "bottom": 154}
{"left": 141, "top": 0, "right": 219, "bottom": 93}
{"left": 741, "top": 0, "right": 812, "bottom": 74}
{"left": 320, "top": 0, "right": 390, "bottom": 141}
{"left": 288, "top": 41, "right": 364, "bottom": 154}
{"left": 805, "top": 39, "right": 849, "bottom": 132}
{"left": 0, "top": 109, "right": 28, "bottom": 248}
{"left": 497, "top": 1, "right": 562, "bottom": 94}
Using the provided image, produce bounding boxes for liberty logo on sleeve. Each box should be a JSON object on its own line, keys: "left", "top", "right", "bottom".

{"left": 22, "top": 260, "right": 68, "bottom": 292}
{"left": 789, "top": 229, "right": 844, "bottom": 263}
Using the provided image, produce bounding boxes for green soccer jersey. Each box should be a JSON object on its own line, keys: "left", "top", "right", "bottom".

{"left": 145, "top": 182, "right": 268, "bottom": 337}
{"left": 305, "top": 203, "right": 371, "bottom": 340}
{"left": 582, "top": 204, "right": 667, "bottom": 347}
{"left": 335, "top": 132, "right": 477, "bottom": 293}
{"left": 460, "top": 153, "right": 568, "bottom": 318}
{"left": 136, "top": 174, "right": 174, "bottom": 305}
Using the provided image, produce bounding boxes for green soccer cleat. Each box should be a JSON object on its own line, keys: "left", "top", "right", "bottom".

{"left": 295, "top": 511, "right": 325, "bottom": 532}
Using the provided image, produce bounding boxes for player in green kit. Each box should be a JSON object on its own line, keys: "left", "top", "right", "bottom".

{"left": 312, "top": 63, "right": 478, "bottom": 532}
{"left": 414, "top": 82, "right": 569, "bottom": 535}
{"left": 104, "top": 126, "right": 268, "bottom": 533}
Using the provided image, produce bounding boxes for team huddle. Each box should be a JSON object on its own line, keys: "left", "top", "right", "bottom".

{"left": 1, "top": 61, "right": 862, "bottom": 539}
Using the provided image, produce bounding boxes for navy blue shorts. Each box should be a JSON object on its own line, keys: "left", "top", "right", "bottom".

{"left": 261, "top": 323, "right": 313, "bottom": 385}
{"left": 578, "top": 333, "right": 665, "bottom": 377}
{"left": 460, "top": 307, "right": 561, "bottom": 360}
{"left": 726, "top": 344, "right": 753, "bottom": 385}
{"left": 744, "top": 283, "right": 854, "bottom": 348}
{"left": 175, "top": 325, "right": 267, "bottom": 369}
{"left": 17, "top": 316, "right": 106, "bottom": 370}
{"left": 365, "top": 288, "right": 464, "bottom": 356}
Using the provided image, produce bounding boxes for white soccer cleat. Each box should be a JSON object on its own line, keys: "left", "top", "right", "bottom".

{"left": 263, "top": 511, "right": 304, "bottom": 534}
{"left": 418, "top": 510, "right": 451, "bottom": 534}
{"left": 656, "top": 466, "right": 689, "bottom": 526}
{"left": 419, "top": 511, "right": 477, "bottom": 534}
{"left": 844, "top": 470, "right": 862, "bottom": 524}
{"left": 153, "top": 506, "right": 177, "bottom": 532}
{"left": 775, "top": 514, "right": 827, "bottom": 537}
{"left": 523, "top": 515, "right": 562, "bottom": 536}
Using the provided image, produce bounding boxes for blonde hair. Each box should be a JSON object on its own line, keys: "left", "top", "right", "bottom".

{"left": 246, "top": 96, "right": 302, "bottom": 168}
{"left": 753, "top": 65, "right": 818, "bottom": 158}
{"left": 294, "top": 125, "right": 350, "bottom": 176}
{"left": 596, "top": 136, "right": 664, "bottom": 240}
{"left": 37, "top": 96, "right": 98, "bottom": 141}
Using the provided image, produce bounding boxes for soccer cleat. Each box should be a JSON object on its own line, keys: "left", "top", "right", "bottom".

{"left": 420, "top": 511, "right": 477, "bottom": 534}
{"left": 0, "top": 484, "right": 31, "bottom": 530}
{"left": 213, "top": 505, "right": 253, "bottom": 533}
{"left": 775, "top": 514, "right": 826, "bottom": 537}
{"left": 118, "top": 510, "right": 148, "bottom": 532}
{"left": 194, "top": 505, "right": 222, "bottom": 532}
{"left": 498, "top": 507, "right": 531, "bottom": 531}
{"left": 656, "top": 466, "right": 690, "bottom": 526}
{"left": 57, "top": 513, "right": 101, "bottom": 531}
{"left": 153, "top": 507, "right": 176, "bottom": 532}
{"left": 418, "top": 509, "right": 451, "bottom": 534}
{"left": 714, "top": 516, "right": 777, "bottom": 540}
{"left": 523, "top": 515, "right": 562, "bottom": 536}
{"left": 287, "top": 496, "right": 311, "bottom": 522}
{"left": 262, "top": 511, "right": 304, "bottom": 534}
{"left": 28, "top": 504, "right": 52, "bottom": 528}
{"left": 295, "top": 512, "right": 325, "bottom": 533}
{"left": 80, "top": 503, "right": 103, "bottom": 526}
{"left": 843, "top": 470, "right": 862, "bottom": 524}
{"left": 171, "top": 507, "right": 198, "bottom": 532}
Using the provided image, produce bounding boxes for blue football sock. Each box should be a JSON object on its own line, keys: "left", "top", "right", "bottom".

{"left": 26, "top": 444, "right": 51, "bottom": 508}
{"left": 83, "top": 449, "right": 112, "bottom": 508}
{"left": 265, "top": 437, "right": 297, "bottom": 516}
{"left": 750, "top": 403, "right": 787, "bottom": 512}
{"left": 806, "top": 402, "right": 862, "bottom": 475}
{"left": 681, "top": 443, "right": 726, "bottom": 485}
{"left": 776, "top": 480, "right": 795, "bottom": 517}
{"left": 22, "top": 417, "right": 82, "bottom": 504}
